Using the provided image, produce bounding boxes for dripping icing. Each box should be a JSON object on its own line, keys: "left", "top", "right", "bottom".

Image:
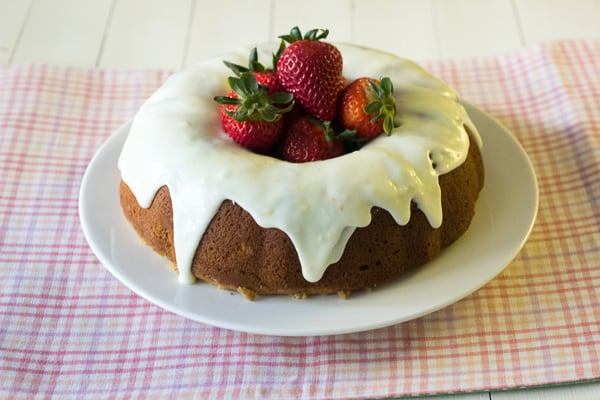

{"left": 118, "top": 43, "right": 482, "bottom": 284}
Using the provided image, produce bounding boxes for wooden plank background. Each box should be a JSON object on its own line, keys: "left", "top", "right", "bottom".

{"left": 1, "top": 0, "right": 599, "bottom": 68}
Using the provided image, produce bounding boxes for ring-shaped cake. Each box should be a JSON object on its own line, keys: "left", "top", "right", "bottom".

{"left": 118, "top": 43, "right": 484, "bottom": 298}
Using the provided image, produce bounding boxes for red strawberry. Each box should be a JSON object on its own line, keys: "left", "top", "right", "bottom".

{"left": 253, "top": 71, "right": 281, "bottom": 93}
{"left": 277, "top": 27, "right": 345, "bottom": 121}
{"left": 224, "top": 47, "right": 283, "bottom": 93}
{"left": 338, "top": 77, "right": 396, "bottom": 140}
{"left": 214, "top": 72, "right": 293, "bottom": 152}
{"left": 276, "top": 116, "right": 345, "bottom": 163}
{"left": 218, "top": 94, "right": 284, "bottom": 151}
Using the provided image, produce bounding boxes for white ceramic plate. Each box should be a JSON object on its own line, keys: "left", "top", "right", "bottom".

{"left": 79, "top": 103, "right": 538, "bottom": 336}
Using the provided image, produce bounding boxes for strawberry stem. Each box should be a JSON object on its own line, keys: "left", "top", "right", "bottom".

{"left": 214, "top": 72, "right": 293, "bottom": 122}
{"left": 223, "top": 47, "right": 268, "bottom": 76}
{"left": 365, "top": 77, "right": 397, "bottom": 135}
{"left": 305, "top": 117, "right": 360, "bottom": 144}
{"left": 279, "top": 26, "right": 329, "bottom": 44}
{"left": 272, "top": 40, "right": 286, "bottom": 68}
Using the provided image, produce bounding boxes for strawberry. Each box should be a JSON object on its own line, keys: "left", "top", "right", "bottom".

{"left": 224, "top": 46, "right": 284, "bottom": 93}
{"left": 214, "top": 72, "right": 293, "bottom": 152}
{"left": 277, "top": 27, "right": 345, "bottom": 121}
{"left": 338, "top": 77, "right": 396, "bottom": 140}
{"left": 276, "top": 116, "right": 345, "bottom": 163}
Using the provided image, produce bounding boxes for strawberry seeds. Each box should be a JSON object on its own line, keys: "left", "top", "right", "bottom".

{"left": 213, "top": 26, "right": 397, "bottom": 163}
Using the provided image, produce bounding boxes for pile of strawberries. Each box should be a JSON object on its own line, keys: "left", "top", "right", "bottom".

{"left": 214, "top": 27, "right": 397, "bottom": 163}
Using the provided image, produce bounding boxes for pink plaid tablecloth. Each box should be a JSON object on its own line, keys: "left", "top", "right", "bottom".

{"left": 1, "top": 40, "right": 599, "bottom": 399}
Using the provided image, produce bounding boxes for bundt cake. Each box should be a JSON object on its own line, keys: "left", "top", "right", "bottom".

{"left": 118, "top": 36, "right": 484, "bottom": 299}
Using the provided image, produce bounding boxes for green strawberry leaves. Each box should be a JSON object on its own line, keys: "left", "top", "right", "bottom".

{"left": 279, "top": 26, "right": 329, "bottom": 44}
{"left": 214, "top": 72, "right": 293, "bottom": 122}
{"left": 364, "top": 77, "right": 396, "bottom": 135}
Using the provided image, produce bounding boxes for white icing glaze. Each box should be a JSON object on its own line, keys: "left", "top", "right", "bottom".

{"left": 118, "top": 43, "right": 481, "bottom": 284}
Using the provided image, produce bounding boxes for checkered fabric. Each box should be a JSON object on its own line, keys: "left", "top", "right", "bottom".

{"left": 1, "top": 40, "right": 599, "bottom": 399}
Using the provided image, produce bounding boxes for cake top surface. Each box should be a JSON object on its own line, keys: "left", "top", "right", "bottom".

{"left": 118, "top": 42, "right": 481, "bottom": 284}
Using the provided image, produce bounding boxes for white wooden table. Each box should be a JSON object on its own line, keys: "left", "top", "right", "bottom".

{"left": 2, "top": 1, "right": 598, "bottom": 399}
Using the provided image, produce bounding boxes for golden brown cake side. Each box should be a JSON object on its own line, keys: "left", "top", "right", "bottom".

{"left": 119, "top": 132, "right": 484, "bottom": 297}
